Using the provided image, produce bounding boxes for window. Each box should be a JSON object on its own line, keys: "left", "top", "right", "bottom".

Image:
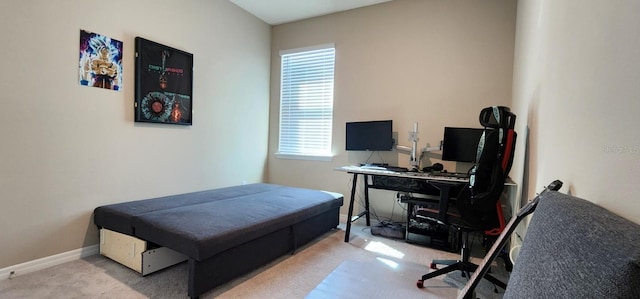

{"left": 277, "top": 44, "right": 335, "bottom": 160}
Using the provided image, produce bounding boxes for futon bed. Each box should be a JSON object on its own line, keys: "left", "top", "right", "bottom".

{"left": 93, "top": 183, "right": 343, "bottom": 298}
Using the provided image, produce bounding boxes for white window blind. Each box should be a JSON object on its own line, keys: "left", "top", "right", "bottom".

{"left": 277, "top": 45, "right": 335, "bottom": 159}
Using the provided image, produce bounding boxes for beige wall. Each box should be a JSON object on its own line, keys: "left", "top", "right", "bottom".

{"left": 0, "top": 0, "right": 271, "bottom": 268}
{"left": 6, "top": 0, "right": 638, "bottom": 272}
{"left": 268, "top": 0, "right": 517, "bottom": 222}
{"left": 511, "top": 0, "right": 640, "bottom": 229}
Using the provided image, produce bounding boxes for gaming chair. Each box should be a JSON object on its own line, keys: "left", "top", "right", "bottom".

{"left": 416, "top": 106, "right": 517, "bottom": 290}
{"left": 459, "top": 106, "right": 516, "bottom": 232}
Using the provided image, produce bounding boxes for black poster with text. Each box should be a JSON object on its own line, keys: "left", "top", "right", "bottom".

{"left": 135, "top": 37, "right": 193, "bottom": 125}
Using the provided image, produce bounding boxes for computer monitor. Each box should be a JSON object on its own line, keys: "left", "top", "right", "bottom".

{"left": 441, "top": 127, "right": 484, "bottom": 162}
{"left": 345, "top": 120, "right": 394, "bottom": 151}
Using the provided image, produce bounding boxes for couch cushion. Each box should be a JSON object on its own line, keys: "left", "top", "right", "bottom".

{"left": 94, "top": 183, "right": 286, "bottom": 235}
{"left": 132, "top": 185, "right": 342, "bottom": 261}
{"left": 504, "top": 191, "right": 640, "bottom": 298}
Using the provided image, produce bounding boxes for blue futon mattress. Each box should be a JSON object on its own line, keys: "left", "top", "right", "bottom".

{"left": 94, "top": 183, "right": 343, "bottom": 261}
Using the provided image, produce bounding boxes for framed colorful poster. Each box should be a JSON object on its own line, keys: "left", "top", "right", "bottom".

{"left": 134, "top": 37, "right": 193, "bottom": 125}
{"left": 79, "top": 30, "right": 123, "bottom": 91}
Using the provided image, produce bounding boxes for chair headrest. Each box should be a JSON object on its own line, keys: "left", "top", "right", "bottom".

{"left": 479, "top": 106, "right": 515, "bottom": 129}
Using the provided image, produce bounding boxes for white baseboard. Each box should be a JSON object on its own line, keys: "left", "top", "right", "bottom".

{"left": 0, "top": 244, "right": 99, "bottom": 281}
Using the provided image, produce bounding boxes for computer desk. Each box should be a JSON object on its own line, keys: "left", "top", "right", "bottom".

{"left": 335, "top": 165, "right": 517, "bottom": 246}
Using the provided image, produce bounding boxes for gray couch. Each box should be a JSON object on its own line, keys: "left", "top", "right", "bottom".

{"left": 94, "top": 183, "right": 343, "bottom": 299}
{"left": 504, "top": 191, "right": 640, "bottom": 298}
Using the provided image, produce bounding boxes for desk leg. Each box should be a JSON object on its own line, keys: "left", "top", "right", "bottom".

{"left": 437, "top": 186, "right": 451, "bottom": 223}
{"left": 363, "top": 174, "right": 371, "bottom": 226}
{"left": 344, "top": 173, "right": 358, "bottom": 242}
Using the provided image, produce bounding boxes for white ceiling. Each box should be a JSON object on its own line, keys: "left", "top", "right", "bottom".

{"left": 229, "top": 0, "right": 393, "bottom": 25}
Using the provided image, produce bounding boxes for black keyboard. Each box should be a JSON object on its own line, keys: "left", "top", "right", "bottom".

{"left": 385, "top": 166, "right": 409, "bottom": 172}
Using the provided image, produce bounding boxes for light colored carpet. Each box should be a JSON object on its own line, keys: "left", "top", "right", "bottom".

{"left": 0, "top": 221, "right": 507, "bottom": 298}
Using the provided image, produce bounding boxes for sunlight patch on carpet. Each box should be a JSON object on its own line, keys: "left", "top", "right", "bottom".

{"left": 364, "top": 241, "right": 405, "bottom": 259}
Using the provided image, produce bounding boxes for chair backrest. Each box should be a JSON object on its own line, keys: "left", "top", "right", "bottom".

{"left": 457, "top": 106, "right": 517, "bottom": 230}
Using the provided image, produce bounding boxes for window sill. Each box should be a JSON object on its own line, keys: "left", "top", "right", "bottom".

{"left": 275, "top": 153, "right": 333, "bottom": 162}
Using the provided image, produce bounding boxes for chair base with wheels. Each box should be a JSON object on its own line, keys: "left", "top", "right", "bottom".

{"left": 415, "top": 229, "right": 507, "bottom": 292}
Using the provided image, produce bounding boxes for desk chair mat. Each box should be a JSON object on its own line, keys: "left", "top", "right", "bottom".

{"left": 307, "top": 258, "right": 508, "bottom": 299}
{"left": 306, "top": 259, "right": 454, "bottom": 299}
